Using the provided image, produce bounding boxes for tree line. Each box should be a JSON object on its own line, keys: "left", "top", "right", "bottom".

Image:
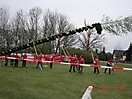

{"left": 0, "top": 5, "right": 106, "bottom": 55}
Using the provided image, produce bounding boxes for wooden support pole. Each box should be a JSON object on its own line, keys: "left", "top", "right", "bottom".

{"left": 32, "top": 39, "right": 42, "bottom": 70}
{"left": 56, "top": 32, "right": 70, "bottom": 57}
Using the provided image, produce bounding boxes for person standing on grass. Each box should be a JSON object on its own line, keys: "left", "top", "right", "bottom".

{"left": 36, "top": 53, "right": 43, "bottom": 70}
{"left": 74, "top": 55, "right": 79, "bottom": 72}
{"left": 93, "top": 56, "right": 99, "bottom": 75}
{"left": 78, "top": 55, "right": 85, "bottom": 74}
{"left": 104, "top": 58, "right": 114, "bottom": 74}
{"left": 14, "top": 53, "right": 19, "bottom": 67}
{"left": 5, "top": 54, "right": 8, "bottom": 66}
{"left": 22, "top": 53, "right": 27, "bottom": 68}
{"left": 68, "top": 55, "right": 76, "bottom": 73}
{"left": 10, "top": 53, "right": 15, "bottom": 66}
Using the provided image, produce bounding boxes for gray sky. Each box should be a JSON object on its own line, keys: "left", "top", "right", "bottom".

{"left": 0, "top": 0, "right": 132, "bottom": 52}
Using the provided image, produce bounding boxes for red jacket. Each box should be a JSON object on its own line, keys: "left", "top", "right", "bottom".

{"left": 94, "top": 58, "right": 98, "bottom": 65}
{"left": 22, "top": 54, "right": 27, "bottom": 59}
{"left": 69, "top": 56, "right": 78, "bottom": 63}
{"left": 5, "top": 55, "right": 8, "bottom": 60}
{"left": 15, "top": 54, "right": 19, "bottom": 60}
{"left": 12, "top": 54, "right": 15, "bottom": 57}
{"left": 37, "top": 54, "right": 42, "bottom": 62}
{"left": 79, "top": 58, "right": 85, "bottom": 64}
{"left": 107, "top": 59, "right": 114, "bottom": 64}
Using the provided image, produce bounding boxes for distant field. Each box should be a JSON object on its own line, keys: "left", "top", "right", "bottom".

{"left": 0, "top": 61, "right": 132, "bottom": 99}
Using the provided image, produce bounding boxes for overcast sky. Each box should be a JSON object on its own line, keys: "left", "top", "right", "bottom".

{"left": 0, "top": 0, "right": 132, "bottom": 53}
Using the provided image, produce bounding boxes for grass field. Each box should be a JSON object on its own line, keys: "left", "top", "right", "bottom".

{"left": 0, "top": 61, "right": 132, "bottom": 99}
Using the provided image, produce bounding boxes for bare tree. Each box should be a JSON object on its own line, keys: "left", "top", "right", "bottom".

{"left": 78, "top": 29, "right": 105, "bottom": 51}
{"left": 56, "top": 14, "right": 78, "bottom": 54}
{"left": 27, "top": 6, "right": 42, "bottom": 41}
{"left": 42, "top": 9, "right": 77, "bottom": 54}
{"left": 0, "top": 5, "right": 12, "bottom": 50}
{"left": 11, "top": 9, "right": 29, "bottom": 47}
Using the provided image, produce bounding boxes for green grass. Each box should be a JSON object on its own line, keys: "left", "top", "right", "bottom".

{"left": 0, "top": 61, "right": 132, "bottom": 99}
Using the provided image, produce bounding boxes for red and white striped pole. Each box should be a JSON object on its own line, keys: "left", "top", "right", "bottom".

{"left": 1, "top": 56, "right": 132, "bottom": 71}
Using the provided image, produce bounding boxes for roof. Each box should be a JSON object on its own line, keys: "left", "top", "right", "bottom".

{"left": 113, "top": 50, "right": 125, "bottom": 57}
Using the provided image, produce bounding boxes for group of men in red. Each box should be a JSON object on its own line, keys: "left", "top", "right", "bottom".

{"left": 3, "top": 53, "right": 114, "bottom": 74}
{"left": 68, "top": 55, "right": 85, "bottom": 74}
{"left": 4, "top": 53, "right": 27, "bottom": 68}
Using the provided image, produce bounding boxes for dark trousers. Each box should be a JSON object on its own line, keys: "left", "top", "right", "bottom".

{"left": 50, "top": 63, "right": 53, "bottom": 68}
{"left": 76, "top": 66, "right": 79, "bottom": 71}
{"left": 14, "top": 59, "right": 18, "bottom": 67}
{"left": 94, "top": 67, "right": 99, "bottom": 74}
{"left": 78, "top": 66, "right": 83, "bottom": 74}
{"left": 5, "top": 60, "right": 8, "bottom": 66}
{"left": 36, "top": 62, "right": 43, "bottom": 69}
{"left": 22, "top": 60, "right": 26, "bottom": 67}
{"left": 10, "top": 59, "right": 14, "bottom": 66}
{"left": 104, "top": 64, "right": 112, "bottom": 74}
{"left": 69, "top": 65, "right": 75, "bottom": 73}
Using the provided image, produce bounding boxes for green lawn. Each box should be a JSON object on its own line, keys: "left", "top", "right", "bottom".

{"left": 0, "top": 61, "right": 132, "bottom": 99}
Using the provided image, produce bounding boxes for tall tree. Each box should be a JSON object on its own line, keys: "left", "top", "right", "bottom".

{"left": 42, "top": 9, "right": 77, "bottom": 54}
{"left": 11, "top": 9, "right": 28, "bottom": 47}
{"left": 27, "top": 7, "right": 42, "bottom": 41}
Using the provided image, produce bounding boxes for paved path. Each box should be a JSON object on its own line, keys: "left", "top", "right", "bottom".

{"left": 100, "top": 61, "right": 132, "bottom": 66}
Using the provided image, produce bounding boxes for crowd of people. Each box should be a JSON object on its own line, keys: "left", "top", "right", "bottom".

{"left": 2, "top": 53, "right": 115, "bottom": 75}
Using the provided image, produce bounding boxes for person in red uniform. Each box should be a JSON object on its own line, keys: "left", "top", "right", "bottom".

{"left": 68, "top": 55, "right": 76, "bottom": 73}
{"left": 49, "top": 54, "right": 62, "bottom": 69}
{"left": 36, "top": 53, "right": 43, "bottom": 70}
{"left": 104, "top": 58, "right": 114, "bottom": 74}
{"left": 22, "top": 53, "right": 27, "bottom": 68}
{"left": 14, "top": 53, "right": 19, "bottom": 67}
{"left": 74, "top": 55, "right": 79, "bottom": 72}
{"left": 10, "top": 53, "right": 15, "bottom": 66}
{"left": 5, "top": 54, "right": 8, "bottom": 66}
{"left": 93, "top": 56, "right": 99, "bottom": 75}
{"left": 78, "top": 55, "right": 85, "bottom": 74}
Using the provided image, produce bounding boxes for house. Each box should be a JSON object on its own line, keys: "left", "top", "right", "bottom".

{"left": 113, "top": 50, "right": 126, "bottom": 61}
{"left": 112, "top": 43, "right": 132, "bottom": 62}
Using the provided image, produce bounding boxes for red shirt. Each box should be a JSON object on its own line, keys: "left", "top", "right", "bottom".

{"left": 69, "top": 56, "right": 77, "bottom": 63}
{"left": 5, "top": 55, "right": 8, "bottom": 60}
{"left": 12, "top": 54, "right": 15, "bottom": 57}
{"left": 22, "top": 54, "right": 27, "bottom": 59}
{"left": 94, "top": 58, "right": 98, "bottom": 65}
{"left": 37, "top": 54, "right": 42, "bottom": 61}
{"left": 79, "top": 58, "right": 85, "bottom": 64}
{"left": 15, "top": 54, "right": 19, "bottom": 60}
{"left": 107, "top": 59, "right": 114, "bottom": 64}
